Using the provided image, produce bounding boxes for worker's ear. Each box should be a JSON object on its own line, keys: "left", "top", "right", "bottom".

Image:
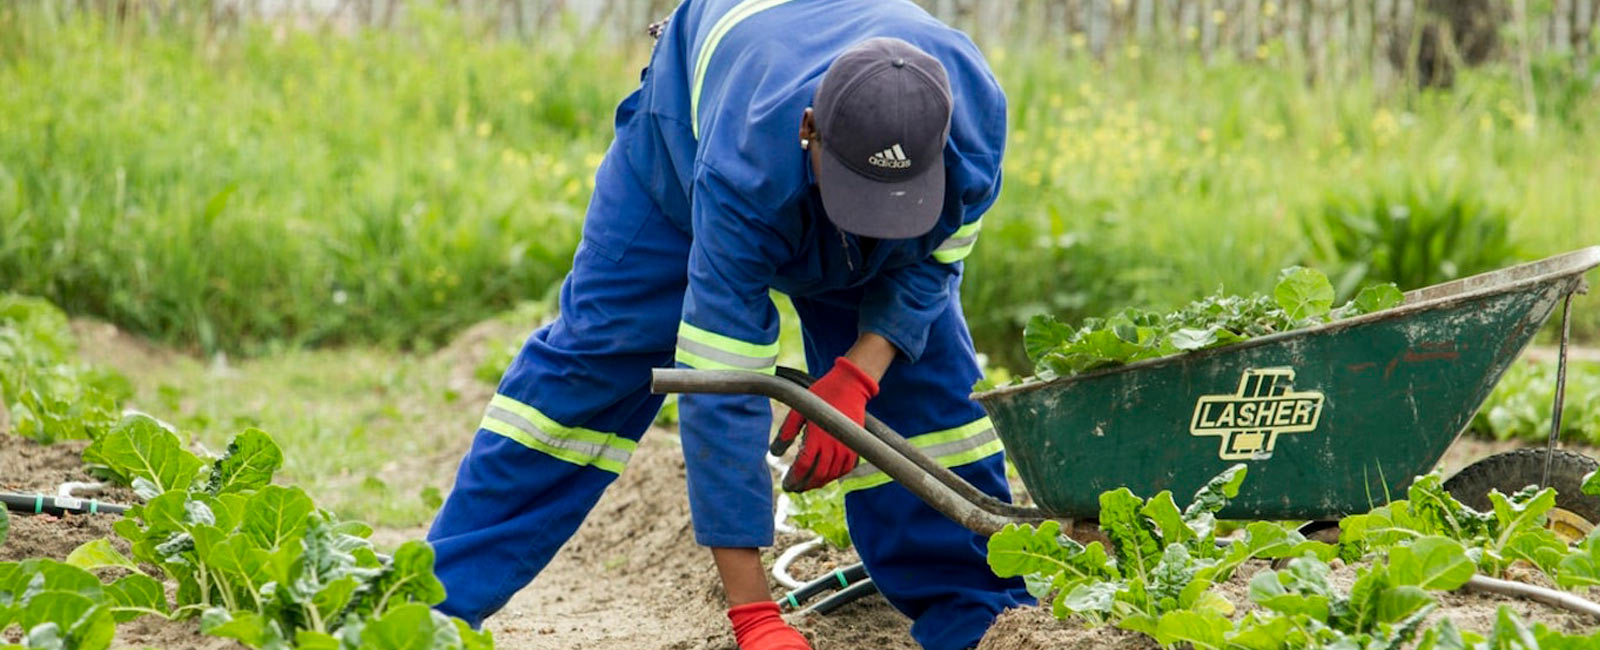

{"left": 799, "top": 108, "right": 816, "bottom": 145}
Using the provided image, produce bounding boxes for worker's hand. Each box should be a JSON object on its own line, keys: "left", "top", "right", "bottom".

{"left": 727, "top": 601, "right": 812, "bottom": 650}
{"left": 774, "top": 358, "right": 879, "bottom": 492}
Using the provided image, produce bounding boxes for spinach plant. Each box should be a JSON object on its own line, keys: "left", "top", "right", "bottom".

{"left": 787, "top": 483, "right": 851, "bottom": 549}
{"left": 66, "top": 416, "right": 490, "bottom": 650}
{"left": 0, "top": 558, "right": 164, "bottom": 650}
{"left": 1338, "top": 473, "right": 1594, "bottom": 587}
{"left": 986, "top": 467, "right": 1600, "bottom": 649}
{"left": 0, "top": 295, "right": 129, "bottom": 444}
{"left": 1473, "top": 360, "right": 1600, "bottom": 446}
{"left": 1022, "top": 268, "right": 1403, "bottom": 378}
{"left": 987, "top": 465, "right": 1339, "bottom": 636}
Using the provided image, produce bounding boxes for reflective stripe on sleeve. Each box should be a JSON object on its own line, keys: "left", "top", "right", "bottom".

{"left": 931, "top": 218, "right": 983, "bottom": 264}
{"left": 836, "top": 416, "right": 1004, "bottom": 494}
{"left": 480, "top": 394, "right": 637, "bottom": 475}
{"left": 676, "top": 321, "right": 779, "bottom": 374}
{"left": 690, "top": 0, "right": 801, "bottom": 138}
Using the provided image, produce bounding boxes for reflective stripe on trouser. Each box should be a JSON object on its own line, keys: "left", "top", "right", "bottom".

{"left": 789, "top": 293, "right": 1032, "bottom": 650}
{"left": 478, "top": 394, "right": 638, "bottom": 475}
{"left": 426, "top": 133, "right": 691, "bottom": 627}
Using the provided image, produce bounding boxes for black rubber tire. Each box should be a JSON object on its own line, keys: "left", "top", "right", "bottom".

{"left": 1443, "top": 448, "right": 1600, "bottom": 525}
{"left": 1271, "top": 521, "right": 1343, "bottom": 569}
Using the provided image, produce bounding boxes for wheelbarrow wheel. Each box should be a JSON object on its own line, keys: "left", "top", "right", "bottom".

{"left": 1443, "top": 448, "right": 1600, "bottom": 542}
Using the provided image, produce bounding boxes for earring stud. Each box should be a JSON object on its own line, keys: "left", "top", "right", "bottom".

{"left": 800, "top": 138, "right": 810, "bottom": 150}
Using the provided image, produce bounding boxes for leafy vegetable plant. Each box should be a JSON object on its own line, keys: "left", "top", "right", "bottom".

{"left": 988, "top": 465, "right": 1340, "bottom": 635}
{"left": 58, "top": 416, "right": 491, "bottom": 650}
{"left": 1337, "top": 473, "right": 1598, "bottom": 587}
{"left": 1, "top": 559, "right": 127, "bottom": 650}
{"left": 787, "top": 483, "right": 851, "bottom": 549}
{"left": 0, "top": 294, "right": 130, "bottom": 443}
{"left": 1473, "top": 359, "right": 1600, "bottom": 446}
{"left": 987, "top": 467, "right": 1600, "bottom": 649}
{"left": 1022, "top": 268, "right": 1403, "bottom": 377}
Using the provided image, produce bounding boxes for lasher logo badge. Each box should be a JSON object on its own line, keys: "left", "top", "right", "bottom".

{"left": 1190, "top": 368, "right": 1324, "bottom": 460}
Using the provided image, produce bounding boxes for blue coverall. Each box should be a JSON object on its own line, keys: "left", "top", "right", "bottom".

{"left": 426, "top": 1, "right": 1031, "bottom": 647}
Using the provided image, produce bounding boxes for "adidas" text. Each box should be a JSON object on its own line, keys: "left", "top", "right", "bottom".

{"left": 867, "top": 144, "right": 912, "bottom": 169}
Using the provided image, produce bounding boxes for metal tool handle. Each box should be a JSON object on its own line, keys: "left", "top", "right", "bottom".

{"left": 652, "top": 367, "right": 1050, "bottom": 536}
{"left": 770, "top": 367, "right": 1046, "bottom": 520}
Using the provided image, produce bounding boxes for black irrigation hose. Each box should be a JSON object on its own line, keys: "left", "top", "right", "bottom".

{"left": 796, "top": 579, "right": 878, "bottom": 617}
{"left": 778, "top": 562, "right": 870, "bottom": 611}
{"left": 1, "top": 492, "right": 129, "bottom": 517}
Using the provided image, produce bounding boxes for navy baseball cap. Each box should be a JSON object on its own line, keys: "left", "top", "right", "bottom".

{"left": 813, "top": 38, "right": 952, "bottom": 240}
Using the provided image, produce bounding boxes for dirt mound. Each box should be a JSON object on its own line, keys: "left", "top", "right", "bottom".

{"left": 430, "top": 313, "right": 540, "bottom": 410}
{"left": 0, "top": 513, "right": 119, "bottom": 563}
{"left": 1, "top": 434, "right": 139, "bottom": 503}
{"left": 1, "top": 436, "right": 94, "bottom": 493}
{"left": 481, "top": 433, "right": 727, "bottom": 648}
{"left": 70, "top": 318, "right": 177, "bottom": 372}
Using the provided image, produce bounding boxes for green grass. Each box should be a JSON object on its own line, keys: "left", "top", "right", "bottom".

{"left": 116, "top": 344, "right": 475, "bottom": 527}
{"left": 1, "top": 5, "right": 1597, "bottom": 373}
{"left": 966, "top": 43, "right": 1600, "bottom": 367}
{"left": 0, "top": 5, "right": 629, "bottom": 353}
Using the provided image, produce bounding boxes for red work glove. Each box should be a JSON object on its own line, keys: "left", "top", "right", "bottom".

{"left": 727, "top": 601, "right": 811, "bottom": 650}
{"left": 775, "top": 357, "right": 879, "bottom": 492}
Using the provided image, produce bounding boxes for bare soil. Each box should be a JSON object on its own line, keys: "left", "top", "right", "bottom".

{"left": 976, "top": 607, "right": 1158, "bottom": 650}
{"left": 112, "top": 616, "right": 246, "bottom": 650}
{"left": 0, "top": 512, "right": 120, "bottom": 564}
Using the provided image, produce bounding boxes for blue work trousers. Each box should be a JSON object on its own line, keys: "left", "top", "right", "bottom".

{"left": 426, "top": 142, "right": 1029, "bottom": 650}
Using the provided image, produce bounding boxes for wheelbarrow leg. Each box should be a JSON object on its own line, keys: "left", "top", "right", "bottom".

{"left": 1543, "top": 291, "right": 1577, "bottom": 489}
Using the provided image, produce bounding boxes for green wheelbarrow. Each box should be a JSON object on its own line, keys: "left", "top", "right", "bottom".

{"left": 651, "top": 246, "right": 1600, "bottom": 540}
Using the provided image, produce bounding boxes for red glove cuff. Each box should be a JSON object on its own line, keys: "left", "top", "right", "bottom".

{"left": 727, "top": 601, "right": 810, "bottom": 650}
{"left": 830, "top": 357, "right": 880, "bottom": 397}
{"left": 728, "top": 601, "right": 782, "bottom": 632}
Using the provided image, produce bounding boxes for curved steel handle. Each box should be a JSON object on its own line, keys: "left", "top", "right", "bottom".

{"left": 771, "top": 367, "right": 1047, "bottom": 521}
{"left": 652, "top": 367, "right": 1049, "bottom": 536}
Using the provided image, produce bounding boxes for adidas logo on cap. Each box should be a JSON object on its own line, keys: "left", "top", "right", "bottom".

{"left": 867, "top": 144, "right": 912, "bottom": 169}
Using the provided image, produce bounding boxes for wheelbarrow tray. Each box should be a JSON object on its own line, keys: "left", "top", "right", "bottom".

{"left": 974, "top": 247, "right": 1600, "bottom": 521}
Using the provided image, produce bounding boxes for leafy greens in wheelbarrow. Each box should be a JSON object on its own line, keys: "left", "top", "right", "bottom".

{"left": 1023, "top": 267, "right": 1404, "bottom": 378}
